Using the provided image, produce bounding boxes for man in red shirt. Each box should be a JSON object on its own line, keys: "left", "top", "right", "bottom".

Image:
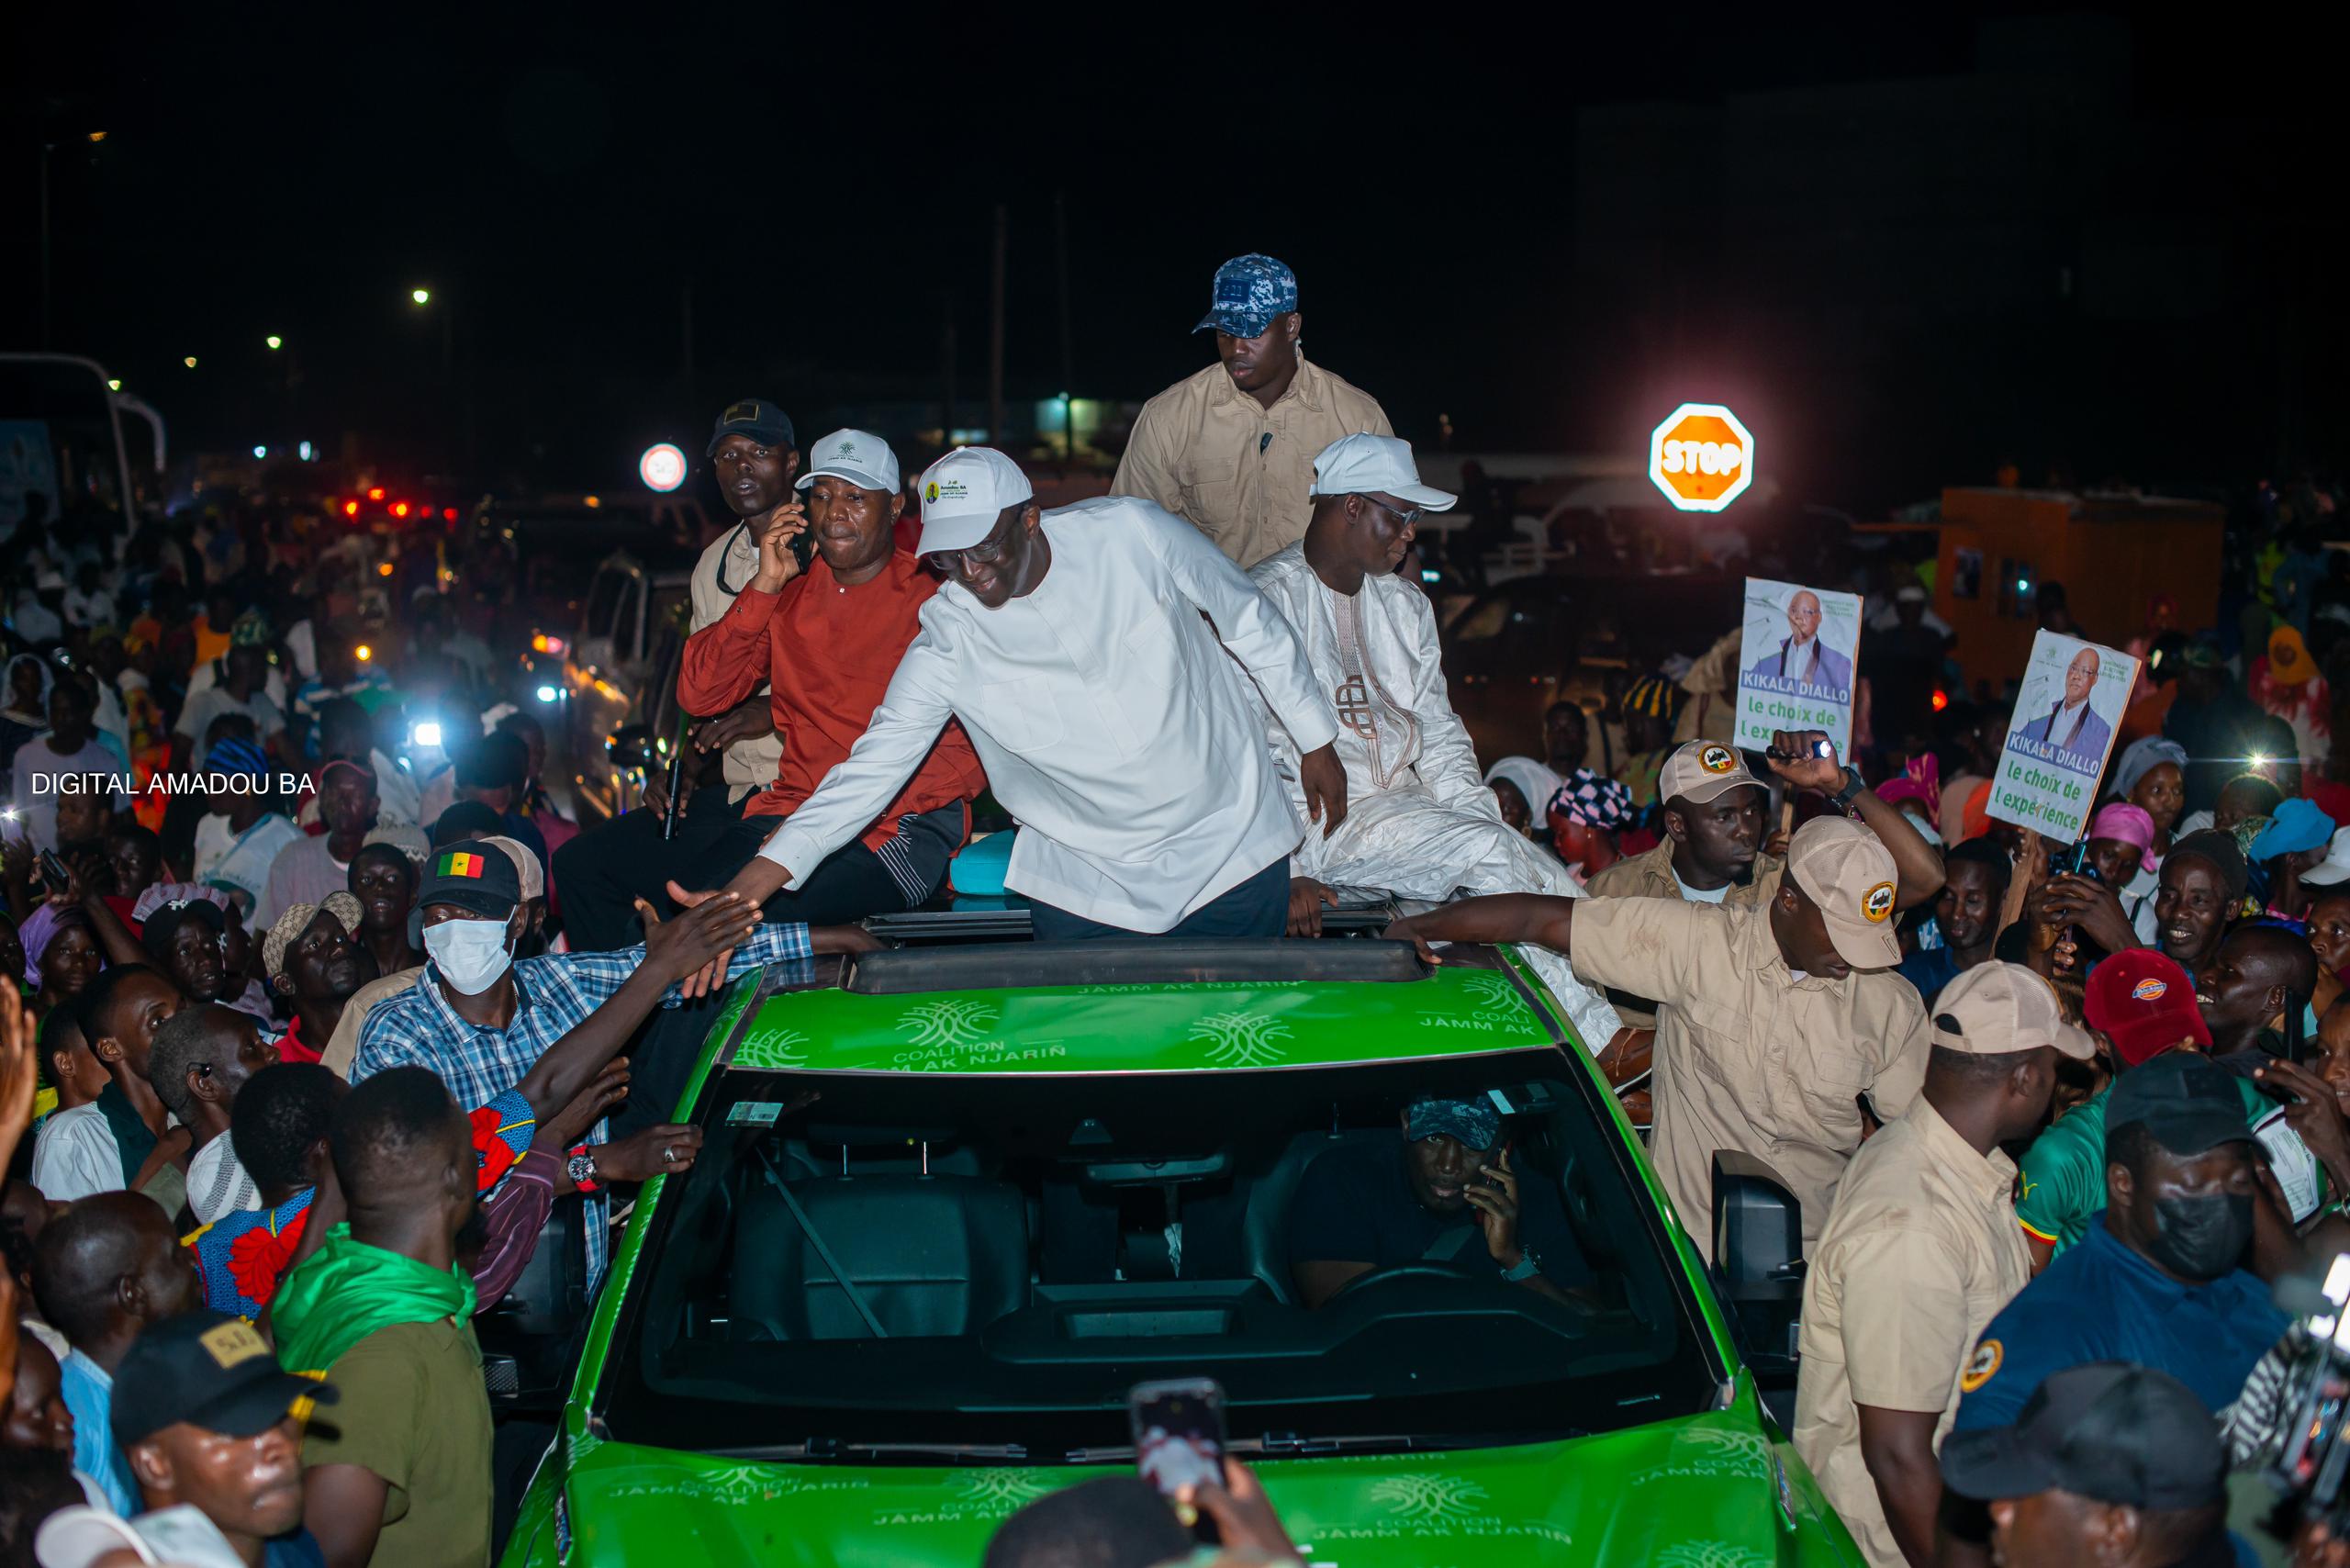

{"left": 565, "top": 431, "right": 987, "bottom": 938}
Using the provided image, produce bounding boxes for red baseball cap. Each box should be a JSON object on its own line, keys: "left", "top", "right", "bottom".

{"left": 2083, "top": 949, "right": 2210, "bottom": 1067}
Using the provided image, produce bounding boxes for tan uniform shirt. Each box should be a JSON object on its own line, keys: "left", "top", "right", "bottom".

{"left": 1112, "top": 356, "right": 1392, "bottom": 568}
{"left": 688, "top": 526, "right": 787, "bottom": 801}
{"left": 1582, "top": 843, "right": 1785, "bottom": 1028}
{"left": 321, "top": 966, "right": 423, "bottom": 1079}
{"left": 1791, "top": 1100, "right": 2030, "bottom": 1568}
{"left": 1566, "top": 897, "right": 1930, "bottom": 1260}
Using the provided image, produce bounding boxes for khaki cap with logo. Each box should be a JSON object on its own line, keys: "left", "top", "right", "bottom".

{"left": 1659, "top": 740, "right": 1763, "bottom": 807}
{"left": 1930, "top": 961, "right": 2096, "bottom": 1060}
{"left": 1785, "top": 815, "right": 1902, "bottom": 969}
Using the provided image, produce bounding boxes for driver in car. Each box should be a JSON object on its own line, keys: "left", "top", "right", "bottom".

{"left": 1288, "top": 1093, "right": 1593, "bottom": 1308}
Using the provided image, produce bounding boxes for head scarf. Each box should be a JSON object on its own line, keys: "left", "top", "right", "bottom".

{"left": 2267, "top": 623, "right": 2315, "bottom": 686}
{"left": 1621, "top": 676, "right": 1686, "bottom": 724}
{"left": 1, "top": 654, "right": 52, "bottom": 723}
{"left": 2087, "top": 802, "right": 2156, "bottom": 856}
{"left": 2111, "top": 736, "right": 2188, "bottom": 801}
{"left": 1483, "top": 757, "right": 1563, "bottom": 823}
{"left": 206, "top": 735, "right": 270, "bottom": 779}
{"left": 1961, "top": 778, "right": 1994, "bottom": 842}
{"left": 1874, "top": 753, "right": 1942, "bottom": 824}
{"left": 1549, "top": 770, "right": 1637, "bottom": 833}
{"left": 2249, "top": 797, "right": 2335, "bottom": 862}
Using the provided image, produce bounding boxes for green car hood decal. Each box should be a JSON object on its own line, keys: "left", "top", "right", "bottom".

{"left": 730, "top": 962, "right": 1560, "bottom": 1076}
{"left": 510, "top": 1401, "right": 1850, "bottom": 1566}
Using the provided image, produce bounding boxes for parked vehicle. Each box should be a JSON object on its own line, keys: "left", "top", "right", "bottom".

{"left": 498, "top": 935, "right": 1849, "bottom": 1566}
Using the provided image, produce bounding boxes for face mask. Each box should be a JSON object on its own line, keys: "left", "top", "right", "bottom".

{"left": 2144, "top": 1193, "right": 2255, "bottom": 1281}
{"left": 423, "top": 917, "right": 512, "bottom": 996}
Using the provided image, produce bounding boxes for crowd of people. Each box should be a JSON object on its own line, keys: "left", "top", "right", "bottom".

{"left": 3, "top": 247, "right": 2349, "bottom": 1567}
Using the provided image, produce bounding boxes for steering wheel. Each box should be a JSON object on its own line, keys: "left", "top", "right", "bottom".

{"left": 1332, "top": 1260, "right": 1484, "bottom": 1299}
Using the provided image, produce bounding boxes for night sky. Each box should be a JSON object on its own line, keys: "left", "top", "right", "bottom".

{"left": 7, "top": 9, "right": 2344, "bottom": 508}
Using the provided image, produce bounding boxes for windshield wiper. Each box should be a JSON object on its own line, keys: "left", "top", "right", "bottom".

{"left": 1064, "top": 1432, "right": 1441, "bottom": 1464}
{"left": 709, "top": 1439, "right": 1029, "bottom": 1462}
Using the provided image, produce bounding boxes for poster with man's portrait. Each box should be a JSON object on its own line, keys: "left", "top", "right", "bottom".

{"left": 1987, "top": 631, "right": 2139, "bottom": 843}
{"left": 1734, "top": 578, "right": 1861, "bottom": 756}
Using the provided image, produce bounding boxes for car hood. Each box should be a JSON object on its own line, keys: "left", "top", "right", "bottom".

{"left": 536, "top": 1408, "right": 1848, "bottom": 1566}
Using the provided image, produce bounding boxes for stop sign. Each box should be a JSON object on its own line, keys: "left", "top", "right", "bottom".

{"left": 1648, "top": 403, "right": 1755, "bottom": 512}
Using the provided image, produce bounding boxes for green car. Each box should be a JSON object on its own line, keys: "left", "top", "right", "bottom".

{"left": 500, "top": 936, "right": 1857, "bottom": 1566}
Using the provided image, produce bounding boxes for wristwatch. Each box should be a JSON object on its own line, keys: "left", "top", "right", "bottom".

{"left": 1503, "top": 1248, "right": 1543, "bottom": 1283}
{"left": 1826, "top": 767, "right": 1865, "bottom": 815}
{"left": 565, "top": 1146, "right": 600, "bottom": 1194}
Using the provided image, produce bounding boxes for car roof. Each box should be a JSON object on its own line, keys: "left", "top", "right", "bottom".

{"left": 718, "top": 940, "right": 1569, "bottom": 1077}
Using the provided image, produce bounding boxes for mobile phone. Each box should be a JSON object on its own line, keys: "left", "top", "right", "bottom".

{"left": 787, "top": 527, "right": 817, "bottom": 574}
{"left": 1130, "top": 1378, "right": 1225, "bottom": 1505}
{"left": 38, "top": 849, "right": 72, "bottom": 897}
{"left": 1764, "top": 737, "right": 1834, "bottom": 763}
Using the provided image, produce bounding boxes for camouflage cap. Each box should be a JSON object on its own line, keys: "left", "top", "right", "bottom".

{"left": 1194, "top": 253, "right": 1297, "bottom": 339}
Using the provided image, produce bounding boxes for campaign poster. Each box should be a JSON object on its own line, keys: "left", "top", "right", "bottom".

{"left": 1733, "top": 578, "right": 1861, "bottom": 756}
{"left": 1987, "top": 631, "right": 2138, "bottom": 844}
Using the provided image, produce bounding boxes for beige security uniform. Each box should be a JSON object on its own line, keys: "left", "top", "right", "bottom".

{"left": 1112, "top": 356, "right": 1392, "bottom": 569}
{"left": 1565, "top": 815, "right": 1929, "bottom": 1260}
{"left": 1582, "top": 742, "right": 1785, "bottom": 1029}
{"left": 688, "top": 525, "right": 787, "bottom": 801}
{"left": 1791, "top": 964, "right": 2091, "bottom": 1568}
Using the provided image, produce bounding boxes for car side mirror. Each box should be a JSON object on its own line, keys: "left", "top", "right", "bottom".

{"left": 1712, "top": 1149, "right": 1805, "bottom": 1378}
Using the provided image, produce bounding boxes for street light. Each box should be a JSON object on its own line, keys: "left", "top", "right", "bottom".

{"left": 410, "top": 287, "right": 431, "bottom": 306}
{"left": 265, "top": 335, "right": 283, "bottom": 351}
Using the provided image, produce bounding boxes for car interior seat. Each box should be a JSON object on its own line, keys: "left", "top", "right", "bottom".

{"left": 731, "top": 1170, "right": 1029, "bottom": 1340}
{"left": 1236, "top": 1128, "right": 1397, "bottom": 1306}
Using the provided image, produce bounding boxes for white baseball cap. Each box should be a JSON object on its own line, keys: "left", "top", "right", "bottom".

{"left": 1307, "top": 432, "right": 1458, "bottom": 510}
{"left": 2304, "top": 825, "right": 2350, "bottom": 888}
{"left": 917, "top": 447, "right": 1034, "bottom": 555}
{"left": 794, "top": 429, "right": 901, "bottom": 497}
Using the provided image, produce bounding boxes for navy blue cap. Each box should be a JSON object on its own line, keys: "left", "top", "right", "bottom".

{"left": 1940, "top": 1361, "right": 2223, "bottom": 1510}
{"left": 1194, "top": 254, "right": 1298, "bottom": 339}
{"left": 707, "top": 398, "right": 796, "bottom": 458}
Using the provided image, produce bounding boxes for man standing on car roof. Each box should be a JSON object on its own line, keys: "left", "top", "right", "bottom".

{"left": 1385, "top": 754, "right": 1941, "bottom": 1262}
{"left": 669, "top": 446, "right": 1347, "bottom": 948}
{"left": 686, "top": 398, "right": 798, "bottom": 804}
{"left": 1246, "top": 432, "right": 1621, "bottom": 1052}
{"left": 1112, "top": 254, "right": 1393, "bottom": 569}
{"left": 562, "top": 431, "right": 988, "bottom": 947}
{"left": 555, "top": 399, "right": 796, "bottom": 946}
{"left": 1793, "top": 962, "right": 2089, "bottom": 1568}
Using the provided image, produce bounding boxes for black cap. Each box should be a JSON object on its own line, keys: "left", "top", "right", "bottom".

{"left": 1940, "top": 1362, "right": 2223, "bottom": 1510}
{"left": 706, "top": 398, "right": 794, "bottom": 458}
{"left": 139, "top": 896, "right": 226, "bottom": 965}
{"left": 2105, "top": 1051, "right": 2257, "bottom": 1161}
{"left": 2165, "top": 829, "right": 2249, "bottom": 902}
{"left": 416, "top": 839, "right": 521, "bottom": 922}
{"left": 109, "top": 1310, "right": 336, "bottom": 1449}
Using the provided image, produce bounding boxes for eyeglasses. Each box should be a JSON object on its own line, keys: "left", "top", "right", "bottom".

{"left": 1357, "top": 496, "right": 1427, "bottom": 532}
{"left": 927, "top": 513, "right": 1020, "bottom": 576}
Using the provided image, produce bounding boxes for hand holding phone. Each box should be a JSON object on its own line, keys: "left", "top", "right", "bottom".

{"left": 37, "top": 849, "right": 73, "bottom": 900}
{"left": 1130, "top": 1377, "right": 1226, "bottom": 1526}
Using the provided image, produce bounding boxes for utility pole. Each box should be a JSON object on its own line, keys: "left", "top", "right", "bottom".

{"left": 988, "top": 203, "right": 1007, "bottom": 449}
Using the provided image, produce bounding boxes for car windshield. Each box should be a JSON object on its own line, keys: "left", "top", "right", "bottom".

{"left": 603, "top": 1045, "right": 1719, "bottom": 1462}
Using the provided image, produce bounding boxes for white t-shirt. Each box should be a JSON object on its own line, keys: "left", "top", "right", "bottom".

{"left": 30, "top": 1103, "right": 122, "bottom": 1202}
{"left": 10, "top": 736, "right": 131, "bottom": 852}
{"left": 186, "top": 1132, "right": 260, "bottom": 1225}
{"left": 1672, "top": 869, "right": 1733, "bottom": 904}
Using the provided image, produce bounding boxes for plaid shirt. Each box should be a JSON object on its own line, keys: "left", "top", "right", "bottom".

{"left": 350, "top": 923, "right": 812, "bottom": 1283}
